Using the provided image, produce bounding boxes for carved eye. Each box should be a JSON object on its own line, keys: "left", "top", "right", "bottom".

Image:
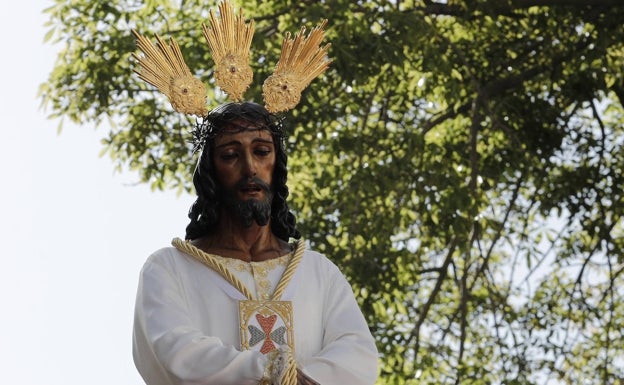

{"left": 182, "top": 88, "right": 189, "bottom": 94}
{"left": 281, "top": 85, "right": 288, "bottom": 90}
{"left": 230, "top": 66, "right": 237, "bottom": 73}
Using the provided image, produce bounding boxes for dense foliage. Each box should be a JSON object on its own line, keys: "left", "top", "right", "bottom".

{"left": 41, "top": 0, "right": 624, "bottom": 383}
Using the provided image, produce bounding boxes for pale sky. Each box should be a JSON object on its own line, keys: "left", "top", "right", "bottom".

{"left": 0, "top": 2, "right": 193, "bottom": 383}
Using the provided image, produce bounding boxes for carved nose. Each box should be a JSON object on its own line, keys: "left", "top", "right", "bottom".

{"left": 243, "top": 154, "right": 256, "bottom": 177}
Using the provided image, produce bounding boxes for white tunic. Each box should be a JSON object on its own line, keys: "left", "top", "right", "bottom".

{"left": 133, "top": 244, "right": 379, "bottom": 385}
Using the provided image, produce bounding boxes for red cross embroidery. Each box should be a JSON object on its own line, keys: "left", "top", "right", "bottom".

{"left": 256, "top": 314, "right": 278, "bottom": 354}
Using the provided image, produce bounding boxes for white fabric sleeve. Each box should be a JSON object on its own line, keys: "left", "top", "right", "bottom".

{"left": 299, "top": 263, "right": 379, "bottom": 385}
{"left": 133, "top": 253, "right": 267, "bottom": 385}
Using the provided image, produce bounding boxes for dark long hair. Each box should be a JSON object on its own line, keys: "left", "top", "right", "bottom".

{"left": 185, "top": 102, "right": 300, "bottom": 241}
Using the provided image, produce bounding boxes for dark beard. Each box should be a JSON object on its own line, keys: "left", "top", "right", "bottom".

{"left": 220, "top": 177, "right": 273, "bottom": 228}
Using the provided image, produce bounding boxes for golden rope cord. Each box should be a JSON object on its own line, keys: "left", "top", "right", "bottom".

{"left": 171, "top": 237, "right": 254, "bottom": 299}
{"left": 272, "top": 239, "right": 305, "bottom": 299}
{"left": 170, "top": 237, "right": 305, "bottom": 301}
{"left": 281, "top": 355, "right": 298, "bottom": 385}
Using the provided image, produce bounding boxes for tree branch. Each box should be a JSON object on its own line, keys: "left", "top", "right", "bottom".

{"left": 409, "top": 235, "right": 460, "bottom": 361}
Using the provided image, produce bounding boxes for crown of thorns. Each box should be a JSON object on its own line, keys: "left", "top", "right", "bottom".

{"left": 131, "top": 0, "right": 331, "bottom": 117}
{"left": 189, "top": 103, "right": 287, "bottom": 153}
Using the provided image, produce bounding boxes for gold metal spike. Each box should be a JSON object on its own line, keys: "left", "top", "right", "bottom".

{"left": 263, "top": 20, "right": 332, "bottom": 114}
{"left": 132, "top": 30, "right": 208, "bottom": 116}
{"left": 202, "top": 0, "right": 255, "bottom": 101}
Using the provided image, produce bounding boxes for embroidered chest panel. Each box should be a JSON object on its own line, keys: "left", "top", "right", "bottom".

{"left": 239, "top": 300, "right": 294, "bottom": 354}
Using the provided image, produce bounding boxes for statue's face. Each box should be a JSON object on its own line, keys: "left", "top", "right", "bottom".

{"left": 212, "top": 122, "right": 275, "bottom": 204}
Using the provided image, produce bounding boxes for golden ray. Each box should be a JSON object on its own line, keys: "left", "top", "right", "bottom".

{"left": 263, "top": 20, "right": 332, "bottom": 113}
{"left": 202, "top": 0, "right": 255, "bottom": 101}
{"left": 132, "top": 29, "right": 207, "bottom": 116}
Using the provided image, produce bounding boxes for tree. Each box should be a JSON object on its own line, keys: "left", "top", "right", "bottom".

{"left": 41, "top": 0, "right": 624, "bottom": 383}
